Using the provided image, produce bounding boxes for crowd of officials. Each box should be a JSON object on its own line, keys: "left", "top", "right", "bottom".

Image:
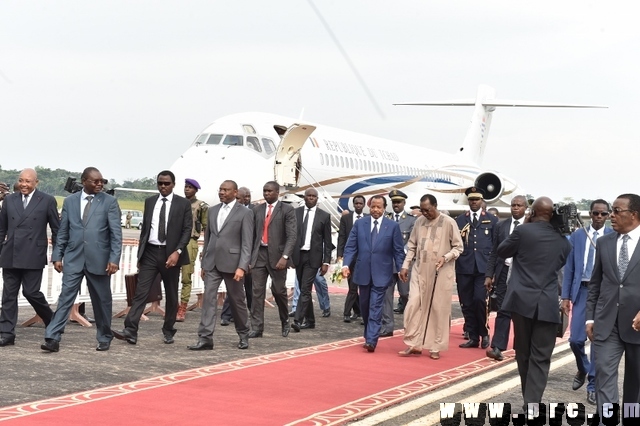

{"left": 0, "top": 167, "right": 639, "bottom": 421}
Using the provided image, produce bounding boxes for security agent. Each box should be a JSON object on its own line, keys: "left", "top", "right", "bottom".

{"left": 455, "top": 187, "right": 498, "bottom": 349}
{"left": 380, "top": 189, "right": 416, "bottom": 336}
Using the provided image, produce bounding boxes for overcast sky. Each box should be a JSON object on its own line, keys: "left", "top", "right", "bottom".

{"left": 1, "top": 0, "right": 637, "bottom": 203}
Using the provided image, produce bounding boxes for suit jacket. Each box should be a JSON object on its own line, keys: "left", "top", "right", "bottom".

{"left": 51, "top": 191, "right": 122, "bottom": 275}
{"left": 485, "top": 217, "right": 516, "bottom": 280}
{"left": 337, "top": 212, "right": 368, "bottom": 259}
{"left": 455, "top": 210, "right": 498, "bottom": 275}
{"left": 292, "top": 206, "right": 332, "bottom": 269}
{"left": 587, "top": 231, "right": 640, "bottom": 344}
{"left": 250, "top": 201, "right": 297, "bottom": 269}
{"left": 342, "top": 216, "right": 406, "bottom": 287}
{"left": 202, "top": 202, "right": 254, "bottom": 274}
{"left": 498, "top": 221, "right": 572, "bottom": 323}
{"left": 562, "top": 226, "right": 613, "bottom": 303}
{"left": 138, "top": 193, "right": 192, "bottom": 266}
{"left": 0, "top": 189, "right": 59, "bottom": 269}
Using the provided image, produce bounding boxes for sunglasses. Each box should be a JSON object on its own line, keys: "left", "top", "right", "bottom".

{"left": 591, "top": 212, "right": 610, "bottom": 217}
{"left": 88, "top": 179, "right": 108, "bottom": 185}
{"left": 157, "top": 181, "right": 173, "bottom": 187}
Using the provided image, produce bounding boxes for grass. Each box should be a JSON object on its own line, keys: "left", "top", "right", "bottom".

{"left": 53, "top": 196, "right": 144, "bottom": 212}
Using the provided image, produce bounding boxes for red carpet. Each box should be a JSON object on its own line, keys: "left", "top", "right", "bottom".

{"left": 0, "top": 316, "right": 560, "bottom": 425}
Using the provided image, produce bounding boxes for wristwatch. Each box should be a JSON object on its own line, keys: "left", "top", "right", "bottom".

{"left": 177, "top": 249, "right": 183, "bottom": 255}
{"left": 282, "top": 255, "right": 289, "bottom": 259}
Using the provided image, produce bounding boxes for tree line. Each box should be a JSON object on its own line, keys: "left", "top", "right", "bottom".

{"left": 0, "top": 165, "right": 155, "bottom": 200}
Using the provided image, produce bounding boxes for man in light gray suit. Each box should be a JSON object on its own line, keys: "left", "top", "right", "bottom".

{"left": 249, "top": 181, "right": 297, "bottom": 338}
{"left": 587, "top": 193, "right": 640, "bottom": 423}
{"left": 42, "top": 167, "right": 122, "bottom": 352}
{"left": 188, "top": 180, "right": 254, "bottom": 350}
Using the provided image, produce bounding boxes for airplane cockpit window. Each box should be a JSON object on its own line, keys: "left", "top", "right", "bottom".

{"left": 206, "top": 134, "right": 224, "bottom": 145}
{"left": 246, "top": 136, "right": 262, "bottom": 153}
{"left": 242, "top": 125, "right": 256, "bottom": 135}
{"left": 262, "top": 138, "right": 276, "bottom": 155}
{"left": 223, "top": 135, "right": 243, "bottom": 146}
{"left": 194, "top": 134, "right": 208, "bottom": 145}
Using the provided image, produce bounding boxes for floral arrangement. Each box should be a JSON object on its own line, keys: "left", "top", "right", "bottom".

{"left": 329, "top": 259, "right": 344, "bottom": 285}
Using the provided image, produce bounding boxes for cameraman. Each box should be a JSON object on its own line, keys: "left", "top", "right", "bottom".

{"left": 497, "top": 196, "right": 572, "bottom": 411}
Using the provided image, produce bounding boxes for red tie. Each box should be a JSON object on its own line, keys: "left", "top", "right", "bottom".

{"left": 262, "top": 204, "right": 273, "bottom": 245}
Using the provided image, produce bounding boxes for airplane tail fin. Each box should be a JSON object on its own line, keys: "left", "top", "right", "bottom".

{"left": 394, "top": 85, "right": 606, "bottom": 166}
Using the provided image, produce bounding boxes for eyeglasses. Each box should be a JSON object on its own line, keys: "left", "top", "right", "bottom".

{"left": 157, "top": 181, "right": 173, "bottom": 187}
{"left": 591, "top": 212, "right": 610, "bottom": 217}
{"left": 611, "top": 208, "right": 632, "bottom": 215}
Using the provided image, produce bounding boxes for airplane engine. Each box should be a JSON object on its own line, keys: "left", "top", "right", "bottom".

{"left": 475, "top": 172, "right": 504, "bottom": 203}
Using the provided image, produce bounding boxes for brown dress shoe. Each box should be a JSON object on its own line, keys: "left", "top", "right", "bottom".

{"left": 176, "top": 302, "right": 187, "bottom": 322}
{"left": 398, "top": 347, "right": 422, "bottom": 357}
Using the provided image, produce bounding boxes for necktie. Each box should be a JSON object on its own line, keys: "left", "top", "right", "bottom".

{"left": 158, "top": 197, "right": 167, "bottom": 242}
{"left": 301, "top": 208, "right": 310, "bottom": 245}
{"left": 356, "top": 214, "right": 361, "bottom": 220}
{"left": 513, "top": 220, "right": 520, "bottom": 228}
{"left": 584, "top": 231, "right": 598, "bottom": 279}
{"left": 472, "top": 212, "right": 478, "bottom": 227}
{"left": 218, "top": 204, "right": 229, "bottom": 230}
{"left": 371, "top": 219, "right": 379, "bottom": 246}
{"left": 395, "top": 214, "right": 400, "bottom": 222}
{"left": 82, "top": 195, "right": 94, "bottom": 225}
{"left": 619, "top": 234, "right": 630, "bottom": 280}
{"left": 262, "top": 204, "right": 273, "bottom": 245}
{"left": 23, "top": 194, "right": 29, "bottom": 210}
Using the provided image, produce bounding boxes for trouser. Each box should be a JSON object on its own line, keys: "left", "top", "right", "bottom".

{"left": 179, "top": 238, "right": 199, "bottom": 304}
{"left": 249, "top": 246, "right": 289, "bottom": 332}
{"left": 294, "top": 251, "right": 317, "bottom": 325}
{"left": 0, "top": 268, "right": 52, "bottom": 339}
{"left": 457, "top": 272, "right": 488, "bottom": 341}
{"left": 490, "top": 266, "right": 511, "bottom": 351}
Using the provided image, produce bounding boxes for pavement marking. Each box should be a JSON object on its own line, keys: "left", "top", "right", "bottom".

{"left": 349, "top": 342, "right": 571, "bottom": 426}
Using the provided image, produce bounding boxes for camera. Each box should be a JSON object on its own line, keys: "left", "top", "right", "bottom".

{"left": 64, "top": 177, "right": 115, "bottom": 196}
{"left": 550, "top": 202, "right": 582, "bottom": 236}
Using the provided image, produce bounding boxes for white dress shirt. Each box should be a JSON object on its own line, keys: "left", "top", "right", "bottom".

{"left": 300, "top": 206, "right": 317, "bottom": 251}
{"left": 149, "top": 192, "right": 174, "bottom": 245}
{"left": 617, "top": 225, "right": 640, "bottom": 264}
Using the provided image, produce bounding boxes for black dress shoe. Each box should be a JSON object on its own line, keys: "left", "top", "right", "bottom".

{"left": 463, "top": 331, "right": 469, "bottom": 340}
{"left": 459, "top": 340, "right": 479, "bottom": 348}
{"left": 83, "top": 315, "right": 96, "bottom": 324}
{"left": 587, "top": 391, "right": 596, "bottom": 405}
{"left": 343, "top": 315, "right": 351, "bottom": 323}
{"left": 288, "top": 311, "right": 295, "bottom": 317}
{"left": 0, "top": 337, "right": 15, "bottom": 347}
{"left": 282, "top": 323, "right": 291, "bottom": 337}
{"left": 188, "top": 339, "right": 214, "bottom": 350}
{"left": 350, "top": 313, "right": 360, "bottom": 321}
{"left": 572, "top": 371, "right": 586, "bottom": 390}
{"left": 486, "top": 347, "right": 504, "bottom": 361}
{"left": 220, "top": 319, "right": 230, "bottom": 326}
{"left": 112, "top": 329, "right": 137, "bottom": 345}
{"left": 248, "top": 331, "right": 263, "bottom": 338}
{"left": 300, "top": 322, "right": 315, "bottom": 329}
{"left": 96, "top": 341, "right": 110, "bottom": 351}
{"left": 163, "top": 335, "right": 175, "bottom": 344}
{"left": 238, "top": 337, "right": 249, "bottom": 350}
{"left": 363, "top": 343, "right": 375, "bottom": 353}
{"left": 41, "top": 339, "right": 59, "bottom": 352}
{"left": 322, "top": 309, "right": 331, "bottom": 318}
{"left": 481, "top": 336, "right": 490, "bottom": 349}
{"left": 379, "top": 331, "right": 394, "bottom": 337}
{"left": 360, "top": 320, "right": 365, "bottom": 325}
{"left": 393, "top": 307, "right": 404, "bottom": 314}
{"left": 291, "top": 322, "right": 301, "bottom": 332}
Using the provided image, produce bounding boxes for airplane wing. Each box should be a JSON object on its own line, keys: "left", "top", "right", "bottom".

{"left": 112, "top": 187, "right": 157, "bottom": 194}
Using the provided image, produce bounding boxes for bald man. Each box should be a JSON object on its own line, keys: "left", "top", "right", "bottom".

{"left": 497, "top": 196, "right": 572, "bottom": 411}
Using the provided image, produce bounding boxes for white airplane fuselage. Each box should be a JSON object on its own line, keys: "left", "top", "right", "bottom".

{"left": 170, "top": 111, "right": 519, "bottom": 213}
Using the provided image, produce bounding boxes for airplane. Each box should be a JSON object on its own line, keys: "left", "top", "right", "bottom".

{"left": 167, "top": 85, "right": 604, "bottom": 222}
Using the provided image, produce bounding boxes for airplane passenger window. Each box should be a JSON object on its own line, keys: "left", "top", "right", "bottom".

{"left": 350, "top": 158, "right": 354, "bottom": 169}
{"left": 246, "top": 136, "right": 262, "bottom": 152}
{"left": 330, "top": 155, "right": 335, "bottom": 167}
{"left": 319, "top": 153, "right": 324, "bottom": 165}
{"left": 206, "top": 134, "right": 223, "bottom": 145}
{"left": 358, "top": 159, "right": 362, "bottom": 170}
{"left": 223, "top": 135, "right": 243, "bottom": 146}
{"left": 324, "top": 154, "right": 329, "bottom": 165}
{"left": 340, "top": 157, "right": 344, "bottom": 168}
{"left": 262, "top": 138, "right": 275, "bottom": 155}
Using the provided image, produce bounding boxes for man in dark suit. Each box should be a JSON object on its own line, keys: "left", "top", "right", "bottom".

{"left": 113, "top": 170, "right": 192, "bottom": 345}
{"left": 188, "top": 180, "right": 253, "bottom": 350}
{"left": 587, "top": 193, "right": 640, "bottom": 422}
{"left": 248, "top": 181, "right": 296, "bottom": 338}
{"left": 0, "top": 168, "right": 59, "bottom": 346}
{"left": 42, "top": 167, "right": 122, "bottom": 352}
{"left": 342, "top": 195, "right": 405, "bottom": 352}
{"left": 456, "top": 187, "right": 498, "bottom": 349}
{"left": 337, "top": 195, "right": 366, "bottom": 323}
{"left": 291, "top": 188, "right": 332, "bottom": 332}
{"left": 497, "top": 196, "right": 571, "bottom": 410}
{"left": 562, "top": 199, "right": 612, "bottom": 405}
{"left": 484, "top": 195, "right": 527, "bottom": 361}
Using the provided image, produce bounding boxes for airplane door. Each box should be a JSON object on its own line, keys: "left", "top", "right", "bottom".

{"left": 274, "top": 124, "right": 316, "bottom": 188}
